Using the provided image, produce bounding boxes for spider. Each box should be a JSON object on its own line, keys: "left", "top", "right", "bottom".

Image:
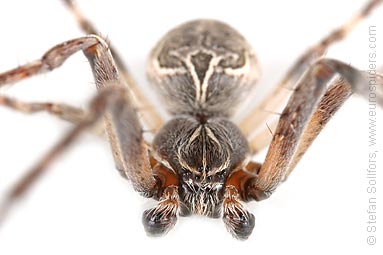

{"left": 0, "top": 0, "right": 382, "bottom": 240}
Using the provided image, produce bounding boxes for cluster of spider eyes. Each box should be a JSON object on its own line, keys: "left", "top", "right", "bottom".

{"left": 181, "top": 167, "right": 227, "bottom": 183}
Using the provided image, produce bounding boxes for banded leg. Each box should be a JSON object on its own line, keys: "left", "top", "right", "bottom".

{"left": 239, "top": 0, "right": 382, "bottom": 153}
{"left": 61, "top": 0, "right": 164, "bottom": 131}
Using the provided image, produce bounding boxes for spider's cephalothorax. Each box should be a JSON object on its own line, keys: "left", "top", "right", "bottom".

{"left": 153, "top": 116, "right": 250, "bottom": 217}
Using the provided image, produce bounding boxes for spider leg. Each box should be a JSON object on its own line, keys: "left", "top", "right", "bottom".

{"left": 0, "top": 96, "right": 84, "bottom": 123}
{"left": 60, "top": 0, "right": 164, "bottom": 131}
{"left": 0, "top": 35, "right": 128, "bottom": 171}
{"left": 0, "top": 96, "right": 105, "bottom": 136}
{"left": 0, "top": 85, "right": 153, "bottom": 224}
{"left": 0, "top": 37, "right": 100, "bottom": 86}
{"left": 239, "top": 0, "right": 382, "bottom": 153}
{"left": 0, "top": 55, "right": 90, "bottom": 128}
{"left": 0, "top": 36, "right": 164, "bottom": 227}
{"left": 0, "top": 36, "right": 180, "bottom": 234}
{"left": 0, "top": 94, "right": 105, "bottom": 134}
{"left": 228, "top": 59, "right": 382, "bottom": 203}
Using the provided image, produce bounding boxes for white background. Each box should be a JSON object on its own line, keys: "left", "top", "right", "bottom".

{"left": 0, "top": 0, "right": 382, "bottom": 254}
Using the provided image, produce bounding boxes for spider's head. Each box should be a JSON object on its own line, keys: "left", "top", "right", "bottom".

{"left": 153, "top": 116, "right": 250, "bottom": 217}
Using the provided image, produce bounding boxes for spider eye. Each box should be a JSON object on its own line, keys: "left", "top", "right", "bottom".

{"left": 218, "top": 169, "right": 227, "bottom": 177}
{"left": 207, "top": 176, "right": 212, "bottom": 181}
{"left": 182, "top": 169, "right": 191, "bottom": 179}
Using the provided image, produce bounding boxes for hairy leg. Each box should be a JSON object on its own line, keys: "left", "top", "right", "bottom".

{"left": 0, "top": 83, "right": 161, "bottom": 224}
{"left": 239, "top": 0, "right": 382, "bottom": 153}
{"left": 61, "top": 0, "right": 164, "bottom": 131}
{"left": 1, "top": 35, "right": 181, "bottom": 235}
{"left": 0, "top": 35, "right": 127, "bottom": 171}
{"left": 230, "top": 59, "right": 383, "bottom": 202}
{"left": 0, "top": 96, "right": 84, "bottom": 123}
{"left": 0, "top": 95, "right": 106, "bottom": 136}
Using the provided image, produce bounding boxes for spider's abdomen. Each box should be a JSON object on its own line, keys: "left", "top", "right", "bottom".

{"left": 147, "top": 19, "right": 259, "bottom": 117}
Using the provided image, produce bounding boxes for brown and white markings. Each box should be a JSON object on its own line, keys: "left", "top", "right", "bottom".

{"left": 0, "top": 0, "right": 382, "bottom": 244}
